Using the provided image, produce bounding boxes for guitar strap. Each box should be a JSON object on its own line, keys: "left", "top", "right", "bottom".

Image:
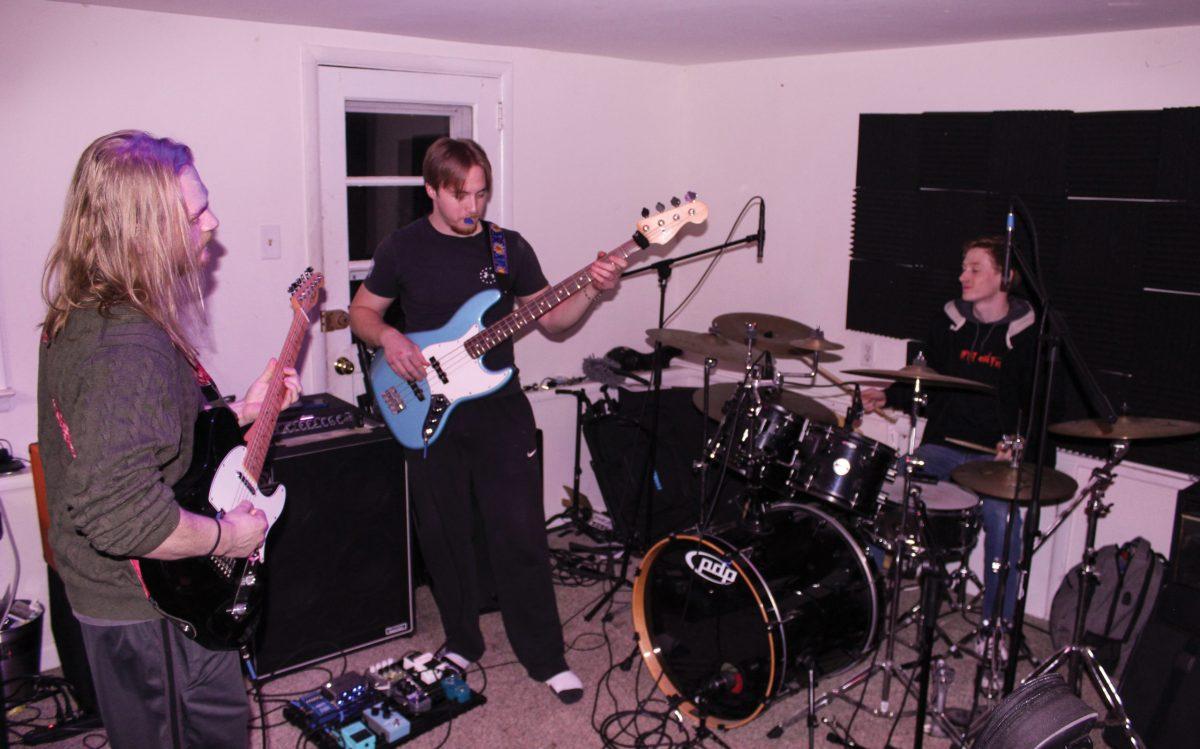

{"left": 481, "top": 220, "right": 513, "bottom": 295}
{"left": 177, "top": 348, "right": 226, "bottom": 408}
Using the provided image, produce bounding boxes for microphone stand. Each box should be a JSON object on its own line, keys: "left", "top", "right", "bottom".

{"left": 544, "top": 388, "right": 600, "bottom": 538}
{"left": 998, "top": 196, "right": 1118, "bottom": 699}
{"left": 583, "top": 233, "right": 759, "bottom": 622}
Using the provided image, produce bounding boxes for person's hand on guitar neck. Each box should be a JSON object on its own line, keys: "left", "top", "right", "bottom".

{"left": 232, "top": 358, "right": 302, "bottom": 425}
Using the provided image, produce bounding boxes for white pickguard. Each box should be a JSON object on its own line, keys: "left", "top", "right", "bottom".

{"left": 421, "top": 325, "right": 511, "bottom": 403}
{"left": 208, "top": 445, "right": 286, "bottom": 561}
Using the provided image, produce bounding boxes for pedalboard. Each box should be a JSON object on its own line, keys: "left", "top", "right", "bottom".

{"left": 285, "top": 651, "right": 485, "bottom": 748}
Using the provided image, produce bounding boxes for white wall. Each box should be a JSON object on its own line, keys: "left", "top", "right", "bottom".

{"left": 0, "top": 0, "right": 1197, "bottom": 667}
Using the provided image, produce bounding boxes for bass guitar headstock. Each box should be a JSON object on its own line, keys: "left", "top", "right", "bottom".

{"left": 636, "top": 192, "right": 708, "bottom": 246}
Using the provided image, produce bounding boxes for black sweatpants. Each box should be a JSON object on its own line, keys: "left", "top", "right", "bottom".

{"left": 405, "top": 392, "right": 567, "bottom": 681}
{"left": 79, "top": 618, "right": 248, "bottom": 749}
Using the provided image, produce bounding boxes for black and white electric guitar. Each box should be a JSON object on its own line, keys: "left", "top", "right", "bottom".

{"left": 136, "top": 269, "right": 323, "bottom": 649}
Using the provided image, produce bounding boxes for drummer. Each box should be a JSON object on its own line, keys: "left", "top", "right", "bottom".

{"left": 862, "top": 235, "right": 1040, "bottom": 624}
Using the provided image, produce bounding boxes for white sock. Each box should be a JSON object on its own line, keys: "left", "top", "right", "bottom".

{"left": 545, "top": 669, "right": 584, "bottom": 704}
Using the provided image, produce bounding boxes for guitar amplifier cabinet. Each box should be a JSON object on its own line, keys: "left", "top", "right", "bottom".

{"left": 251, "top": 425, "right": 413, "bottom": 678}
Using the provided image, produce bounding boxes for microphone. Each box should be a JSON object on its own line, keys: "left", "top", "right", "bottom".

{"left": 532, "top": 375, "right": 585, "bottom": 391}
{"left": 695, "top": 664, "right": 744, "bottom": 700}
{"left": 756, "top": 198, "right": 766, "bottom": 262}
{"left": 1001, "top": 200, "right": 1014, "bottom": 292}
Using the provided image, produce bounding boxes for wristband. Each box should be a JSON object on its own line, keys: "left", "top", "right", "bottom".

{"left": 206, "top": 517, "right": 222, "bottom": 557}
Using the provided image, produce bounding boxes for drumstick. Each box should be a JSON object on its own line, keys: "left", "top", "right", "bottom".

{"left": 808, "top": 357, "right": 899, "bottom": 424}
{"left": 944, "top": 436, "right": 997, "bottom": 454}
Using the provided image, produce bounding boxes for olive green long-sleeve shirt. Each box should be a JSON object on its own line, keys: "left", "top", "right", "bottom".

{"left": 37, "top": 306, "right": 201, "bottom": 621}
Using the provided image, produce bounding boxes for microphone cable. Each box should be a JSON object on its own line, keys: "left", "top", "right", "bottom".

{"left": 662, "top": 196, "right": 763, "bottom": 328}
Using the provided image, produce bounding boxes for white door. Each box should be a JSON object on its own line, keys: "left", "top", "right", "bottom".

{"left": 315, "top": 65, "right": 506, "bottom": 405}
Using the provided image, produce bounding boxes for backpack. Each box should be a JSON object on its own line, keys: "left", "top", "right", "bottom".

{"left": 1048, "top": 536, "right": 1166, "bottom": 681}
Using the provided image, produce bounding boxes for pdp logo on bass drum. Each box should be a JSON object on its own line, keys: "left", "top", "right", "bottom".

{"left": 684, "top": 550, "right": 738, "bottom": 586}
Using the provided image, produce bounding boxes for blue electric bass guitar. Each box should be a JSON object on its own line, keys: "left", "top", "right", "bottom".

{"left": 370, "top": 194, "right": 708, "bottom": 449}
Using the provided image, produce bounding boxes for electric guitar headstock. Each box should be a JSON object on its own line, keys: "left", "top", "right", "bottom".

{"left": 288, "top": 267, "right": 324, "bottom": 318}
{"left": 636, "top": 192, "right": 708, "bottom": 246}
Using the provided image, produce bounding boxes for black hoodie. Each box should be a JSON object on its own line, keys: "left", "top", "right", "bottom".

{"left": 886, "top": 297, "right": 1039, "bottom": 450}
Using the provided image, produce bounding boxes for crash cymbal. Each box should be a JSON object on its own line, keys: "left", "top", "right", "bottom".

{"left": 646, "top": 328, "right": 748, "bottom": 363}
{"left": 692, "top": 382, "right": 838, "bottom": 425}
{"left": 843, "top": 364, "right": 993, "bottom": 392}
{"left": 710, "top": 313, "right": 813, "bottom": 358}
{"left": 790, "top": 330, "right": 845, "bottom": 353}
{"left": 951, "top": 461, "right": 1078, "bottom": 502}
{"left": 1048, "top": 415, "right": 1200, "bottom": 441}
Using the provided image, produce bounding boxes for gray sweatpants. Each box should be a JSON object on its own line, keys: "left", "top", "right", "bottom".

{"left": 79, "top": 618, "right": 249, "bottom": 749}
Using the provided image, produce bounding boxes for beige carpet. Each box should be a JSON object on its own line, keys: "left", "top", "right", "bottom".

{"left": 8, "top": 535, "right": 1129, "bottom": 748}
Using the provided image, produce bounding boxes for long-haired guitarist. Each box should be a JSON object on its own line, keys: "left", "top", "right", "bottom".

{"left": 350, "top": 137, "right": 625, "bottom": 703}
{"left": 37, "top": 130, "right": 300, "bottom": 748}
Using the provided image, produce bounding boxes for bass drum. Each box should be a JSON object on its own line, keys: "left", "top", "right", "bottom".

{"left": 632, "top": 501, "right": 883, "bottom": 728}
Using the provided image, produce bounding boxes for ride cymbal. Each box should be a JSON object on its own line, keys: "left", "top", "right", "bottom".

{"left": 1048, "top": 415, "right": 1200, "bottom": 441}
{"left": 951, "top": 461, "right": 1078, "bottom": 502}
{"left": 843, "top": 364, "right": 993, "bottom": 392}
{"left": 710, "top": 312, "right": 813, "bottom": 358}
{"left": 692, "top": 382, "right": 838, "bottom": 425}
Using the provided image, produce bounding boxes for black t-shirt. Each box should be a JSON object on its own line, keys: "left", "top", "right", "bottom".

{"left": 363, "top": 217, "right": 549, "bottom": 394}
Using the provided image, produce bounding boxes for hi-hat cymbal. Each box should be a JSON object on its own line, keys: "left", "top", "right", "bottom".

{"left": 843, "top": 364, "right": 993, "bottom": 392}
{"left": 1048, "top": 415, "right": 1200, "bottom": 441}
{"left": 692, "top": 382, "right": 838, "bottom": 425}
{"left": 951, "top": 461, "right": 1078, "bottom": 502}
{"left": 710, "top": 313, "right": 813, "bottom": 358}
{"left": 646, "top": 328, "right": 748, "bottom": 363}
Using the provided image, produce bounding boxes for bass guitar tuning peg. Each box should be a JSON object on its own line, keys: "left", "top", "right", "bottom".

{"left": 641, "top": 207, "right": 651, "bottom": 218}
{"left": 655, "top": 202, "right": 666, "bottom": 212}
{"left": 670, "top": 196, "right": 681, "bottom": 207}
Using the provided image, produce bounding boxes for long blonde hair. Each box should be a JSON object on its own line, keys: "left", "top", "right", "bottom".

{"left": 42, "top": 130, "right": 205, "bottom": 354}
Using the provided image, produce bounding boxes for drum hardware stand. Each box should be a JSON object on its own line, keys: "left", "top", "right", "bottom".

{"left": 1023, "top": 439, "right": 1145, "bottom": 748}
{"left": 955, "top": 433, "right": 1028, "bottom": 714}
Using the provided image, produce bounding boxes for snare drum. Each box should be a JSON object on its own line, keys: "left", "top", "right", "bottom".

{"left": 786, "top": 425, "right": 896, "bottom": 517}
{"left": 874, "top": 480, "right": 981, "bottom": 560}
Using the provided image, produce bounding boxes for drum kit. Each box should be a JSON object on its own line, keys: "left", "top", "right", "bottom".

{"left": 628, "top": 312, "right": 1200, "bottom": 747}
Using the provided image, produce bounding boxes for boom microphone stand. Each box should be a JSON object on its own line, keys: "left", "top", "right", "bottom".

{"left": 584, "top": 223, "right": 761, "bottom": 622}
{"left": 997, "top": 196, "right": 1117, "bottom": 702}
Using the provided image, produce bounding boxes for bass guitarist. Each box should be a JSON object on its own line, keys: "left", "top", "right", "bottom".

{"left": 349, "top": 137, "right": 625, "bottom": 704}
{"left": 37, "top": 130, "right": 300, "bottom": 748}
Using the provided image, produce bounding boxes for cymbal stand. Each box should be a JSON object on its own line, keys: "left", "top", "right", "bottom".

{"left": 1025, "top": 439, "right": 1145, "bottom": 748}
{"left": 877, "top": 378, "right": 927, "bottom": 714}
{"left": 696, "top": 355, "right": 717, "bottom": 530}
{"left": 965, "top": 434, "right": 1028, "bottom": 710}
